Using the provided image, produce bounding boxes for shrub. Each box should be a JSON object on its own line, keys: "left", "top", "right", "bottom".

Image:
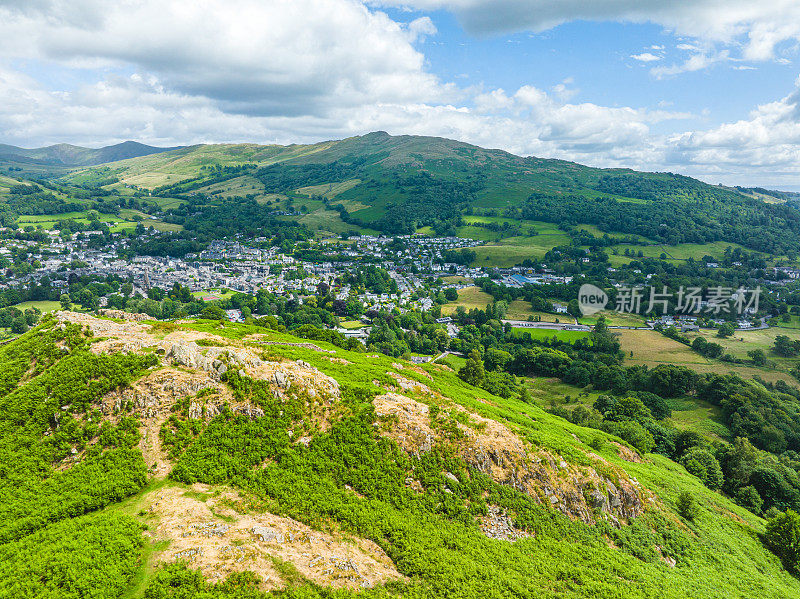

{"left": 676, "top": 491, "right": 699, "bottom": 521}
{"left": 735, "top": 486, "right": 764, "bottom": 514}
{"left": 680, "top": 448, "right": 724, "bottom": 490}
{"left": 764, "top": 509, "right": 800, "bottom": 571}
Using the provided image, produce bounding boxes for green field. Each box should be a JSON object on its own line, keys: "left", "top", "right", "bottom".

{"left": 607, "top": 240, "right": 774, "bottom": 266}
{"left": 15, "top": 209, "right": 182, "bottom": 233}
{"left": 9, "top": 300, "right": 61, "bottom": 313}
{"left": 579, "top": 310, "right": 648, "bottom": 328}
{"left": 510, "top": 327, "right": 591, "bottom": 342}
{"left": 619, "top": 328, "right": 798, "bottom": 384}
{"left": 441, "top": 286, "right": 494, "bottom": 314}
{"left": 471, "top": 235, "right": 572, "bottom": 267}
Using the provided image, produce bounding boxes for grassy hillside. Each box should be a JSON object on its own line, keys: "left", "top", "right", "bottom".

{"left": 0, "top": 141, "right": 176, "bottom": 167}
{"left": 1, "top": 311, "right": 798, "bottom": 598}
{"left": 55, "top": 132, "right": 800, "bottom": 257}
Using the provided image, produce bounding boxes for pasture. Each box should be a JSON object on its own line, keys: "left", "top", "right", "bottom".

{"left": 9, "top": 300, "right": 61, "bottom": 313}
{"left": 441, "top": 286, "right": 494, "bottom": 314}
{"left": 509, "top": 328, "right": 591, "bottom": 343}
{"left": 579, "top": 310, "right": 648, "bottom": 328}
{"left": 618, "top": 328, "right": 798, "bottom": 385}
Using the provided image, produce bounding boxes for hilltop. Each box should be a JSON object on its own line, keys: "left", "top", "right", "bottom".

{"left": 0, "top": 310, "right": 798, "bottom": 598}
{"left": 0, "top": 140, "right": 177, "bottom": 168}
{"left": 51, "top": 131, "right": 800, "bottom": 256}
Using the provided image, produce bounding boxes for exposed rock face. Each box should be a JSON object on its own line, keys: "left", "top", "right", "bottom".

{"left": 374, "top": 392, "right": 646, "bottom": 525}
{"left": 479, "top": 505, "right": 532, "bottom": 542}
{"left": 102, "top": 368, "right": 235, "bottom": 478}
{"left": 165, "top": 343, "right": 340, "bottom": 401}
{"left": 60, "top": 311, "right": 340, "bottom": 476}
{"left": 98, "top": 309, "right": 151, "bottom": 321}
{"left": 147, "top": 486, "right": 404, "bottom": 590}
{"left": 57, "top": 311, "right": 341, "bottom": 405}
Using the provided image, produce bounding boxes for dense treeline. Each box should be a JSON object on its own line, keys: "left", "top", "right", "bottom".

{"left": 131, "top": 198, "right": 310, "bottom": 257}
{"left": 522, "top": 190, "right": 800, "bottom": 255}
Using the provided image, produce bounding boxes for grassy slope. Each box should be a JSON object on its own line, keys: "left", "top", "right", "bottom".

{"left": 178, "top": 320, "right": 800, "bottom": 597}
{"left": 1, "top": 316, "right": 798, "bottom": 597}
{"left": 56, "top": 132, "right": 754, "bottom": 235}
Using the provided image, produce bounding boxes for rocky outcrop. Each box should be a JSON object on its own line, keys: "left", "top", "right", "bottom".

{"left": 165, "top": 343, "right": 340, "bottom": 401}
{"left": 147, "top": 486, "right": 404, "bottom": 590}
{"left": 374, "top": 392, "right": 646, "bottom": 526}
{"left": 99, "top": 309, "right": 151, "bottom": 322}
{"left": 479, "top": 505, "right": 532, "bottom": 542}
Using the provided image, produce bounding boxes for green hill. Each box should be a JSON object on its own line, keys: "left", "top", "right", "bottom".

{"left": 0, "top": 140, "right": 177, "bottom": 167}
{"left": 60, "top": 132, "right": 800, "bottom": 255}
{"left": 1, "top": 310, "right": 798, "bottom": 598}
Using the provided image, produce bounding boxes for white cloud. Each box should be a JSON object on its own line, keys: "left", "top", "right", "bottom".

{"left": 651, "top": 51, "right": 729, "bottom": 77}
{"left": 0, "top": 0, "right": 449, "bottom": 118}
{"left": 631, "top": 52, "right": 661, "bottom": 62}
{"left": 2, "top": 0, "right": 800, "bottom": 189}
{"left": 377, "top": 1, "right": 800, "bottom": 65}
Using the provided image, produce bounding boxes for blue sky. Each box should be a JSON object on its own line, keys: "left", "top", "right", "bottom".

{"left": 409, "top": 9, "right": 797, "bottom": 132}
{"left": 1, "top": 0, "right": 800, "bottom": 188}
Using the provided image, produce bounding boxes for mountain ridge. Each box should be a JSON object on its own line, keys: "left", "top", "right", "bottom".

{"left": 0, "top": 140, "right": 179, "bottom": 167}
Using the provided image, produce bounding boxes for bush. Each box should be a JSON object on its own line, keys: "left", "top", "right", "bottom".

{"left": 601, "top": 420, "right": 655, "bottom": 454}
{"left": 764, "top": 509, "right": 800, "bottom": 571}
{"left": 735, "top": 486, "right": 764, "bottom": 514}
{"left": 676, "top": 491, "right": 699, "bottom": 521}
{"left": 680, "top": 448, "right": 724, "bottom": 490}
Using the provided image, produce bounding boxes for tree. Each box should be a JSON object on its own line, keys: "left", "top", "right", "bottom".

{"left": 444, "top": 288, "right": 458, "bottom": 302}
{"left": 773, "top": 335, "right": 800, "bottom": 357}
{"left": 77, "top": 288, "right": 99, "bottom": 311}
{"left": 483, "top": 348, "right": 511, "bottom": 371}
{"left": 121, "top": 282, "right": 133, "bottom": 297}
{"left": 567, "top": 299, "right": 581, "bottom": 317}
{"left": 748, "top": 349, "right": 767, "bottom": 366}
{"left": 10, "top": 316, "right": 28, "bottom": 334}
{"left": 601, "top": 396, "right": 652, "bottom": 423}
{"left": 680, "top": 447, "right": 723, "bottom": 490}
{"left": 59, "top": 293, "right": 72, "bottom": 311}
{"left": 735, "top": 486, "right": 763, "bottom": 514}
{"left": 458, "top": 350, "right": 485, "bottom": 387}
{"left": 676, "top": 491, "right": 699, "bottom": 521}
{"left": 765, "top": 510, "right": 800, "bottom": 571}
{"left": 200, "top": 304, "right": 227, "bottom": 321}
{"left": 717, "top": 322, "right": 735, "bottom": 338}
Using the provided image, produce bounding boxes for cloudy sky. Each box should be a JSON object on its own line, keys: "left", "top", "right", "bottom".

{"left": 2, "top": 1, "right": 800, "bottom": 189}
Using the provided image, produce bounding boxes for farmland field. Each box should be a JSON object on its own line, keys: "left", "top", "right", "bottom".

{"left": 441, "top": 286, "right": 494, "bottom": 314}
{"left": 578, "top": 310, "right": 648, "bottom": 328}
{"left": 471, "top": 234, "right": 572, "bottom": 267}
{"left": 505, "top": 299, "right": 536, "bottom": 320}
{"left": 619, "top": 328, "right": 798, "bottom": 384}
{"left": 9, "top": 300, "right": 61, "bottom": 313}
{"left": 510, "top": 327, "right": 591, "bottom": 343}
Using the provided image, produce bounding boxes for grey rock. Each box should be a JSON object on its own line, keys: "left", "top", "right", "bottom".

{"left": 443, "top": 471, "right": 459, "bottom": 484}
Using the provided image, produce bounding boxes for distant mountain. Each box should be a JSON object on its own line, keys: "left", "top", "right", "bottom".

{"left": 61, "top": 131, "right": 800, "bottom": 255}
{"left": 0, "top": 140, "right": 179, "bottom": 167}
